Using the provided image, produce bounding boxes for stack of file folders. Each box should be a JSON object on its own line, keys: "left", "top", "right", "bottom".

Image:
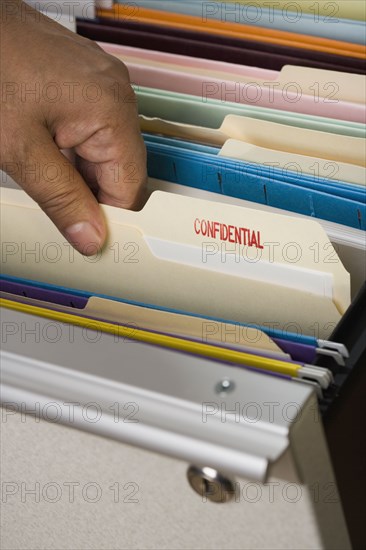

{"left": 1, "top": 0, "right": 365, "bottom": 415}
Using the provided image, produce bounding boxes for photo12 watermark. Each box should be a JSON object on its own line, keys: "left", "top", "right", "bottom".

{"left": 201, "top": 2, "right": 340, "bottom": 24}
{"left": 1, "top": 80, "right": 137, "bottom": 105}
{"left": 1, "top": 1, "right": 140, "bottom": 24}
{"left": 1, "top": 239, "right": 141, "bottom": 265}
{"left": 201, "top": 399, "right": 321, "bottom": 424}
{"left": 1, "top": 399, "right": 140, "bottom": 424}
{"left": 201, "top": 80, "right": 340, "bottom": 104}
{"left": 1, "top": 480, "right": 140, "bottom": 504}
{"left": 199, "top": 478, "right": 340, "bottom": 505}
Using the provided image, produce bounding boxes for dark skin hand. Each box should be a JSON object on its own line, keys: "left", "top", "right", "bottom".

{"left": 0, "top": 0, "right": 147, "bottom": 254}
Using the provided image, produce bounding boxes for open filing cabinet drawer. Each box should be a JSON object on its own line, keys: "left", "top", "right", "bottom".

{"left": 2, "top": 303, "right": 364, "bottom": 550}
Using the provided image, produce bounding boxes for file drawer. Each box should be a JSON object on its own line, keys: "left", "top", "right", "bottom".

{"left": 0, "top": 307, "right": 354, "bottom": 550}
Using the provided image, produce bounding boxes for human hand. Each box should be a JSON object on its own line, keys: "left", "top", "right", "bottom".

{"left": 0, "top": 0, "right": 147, "bottom": 255}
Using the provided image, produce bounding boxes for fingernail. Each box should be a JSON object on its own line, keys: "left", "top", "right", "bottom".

{"left": 64, "top": 222, "right": 103, "bottom": 256}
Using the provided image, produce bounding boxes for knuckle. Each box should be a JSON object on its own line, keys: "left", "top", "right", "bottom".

{"left": 37, "top": 183, "right": 82, "bottom": 217}
{"left": 97, "top": 52, "right": 130, "bottom": 82}
{"left": 107, "top": 54, "right": 130, "bottom": 78}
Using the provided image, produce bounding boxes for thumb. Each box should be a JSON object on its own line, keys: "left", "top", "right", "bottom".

{"left": 14, "top": 130, "right": 107, "bottom": 255}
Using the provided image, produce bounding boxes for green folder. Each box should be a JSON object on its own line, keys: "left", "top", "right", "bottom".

{"left": 135, "top": 85, "right": 365, "bottom": 138}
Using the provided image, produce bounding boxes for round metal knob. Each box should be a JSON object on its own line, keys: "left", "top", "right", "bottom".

{"left": 187, "top": 465, "right": 235, "bottom": 503}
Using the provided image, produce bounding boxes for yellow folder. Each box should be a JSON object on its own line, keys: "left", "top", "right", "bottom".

{"left": 0, "top": 298, "right": 333, "bottom": 388}
{"left": 0, "top": 291, "right": 287, "bottom": 355}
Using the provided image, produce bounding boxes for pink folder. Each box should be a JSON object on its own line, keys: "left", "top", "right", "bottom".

{"left": 100, "top": 42, "right": 366, "bottom": 124}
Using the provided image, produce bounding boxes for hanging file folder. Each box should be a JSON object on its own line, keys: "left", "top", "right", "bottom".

{"left": 0, "top": 271, "right": 349, "bottom": 358}
{"left": 0, "top": 275, "right": 349, "bottom": 367}
{"left": 136, "top": 86, "right": 365, "bottom": 137}
{"left": 215, "top": 0, "right": 366, "bottom": 22}
{"left": 103, "top": 43, "right": 366, "bottom": 122}
{"left": 97, "top": 5, "right": 365, "bottom": 58}
{"left": 144, "top": 134, "right": 365, "bottom": 197}
{"left": 77, "top": 18, "right": 366, "bottom": 74}
{"left": 122, "top": 1, "right": 366, "bottom": 44}
{"left": 143, "top": 135, "right": 366, "bottom": 228}
{"left": 141, "top": 115, "right": 366, "bottom": 165}
{"left": 0, "top": 278, "right": 287, "bottom": 355}
{"left": 218, "top": 140, "right": 366, "bottom": 187}
{"left": 102, "top": 43, "right": 366, "bottom": 106}
{"left": 0, "top": 296, "right": 334, "bottom": 390}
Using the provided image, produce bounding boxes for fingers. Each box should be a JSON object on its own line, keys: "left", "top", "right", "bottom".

{"left": 1, "top": 13, "right": 148, "bottom": 257}
{"left": 12, "top": 127, "right": 107, "bottom": 255}
{"left": 74, "top": 84, "right": 148, "bottom": 211}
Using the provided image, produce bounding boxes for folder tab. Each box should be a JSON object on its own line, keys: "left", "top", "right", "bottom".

{"left": 1, "top": 188, "right": 350, "bottom": 338}
{"left": 277, "top": 66, "right": 365, "bottom": 104}
{"left": 219, "top": 140, "right": 366, "bottom": 186}
{"left": 141, "top": 114, "right": 366, "bottom": 166}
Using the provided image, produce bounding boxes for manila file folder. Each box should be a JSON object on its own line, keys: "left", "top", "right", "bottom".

{"left": 1, "top": 187, "right": 350, "bottom": 338}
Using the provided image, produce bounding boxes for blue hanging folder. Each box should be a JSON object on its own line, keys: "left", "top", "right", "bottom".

{"left": 144, "top": 134, "right": 366, "bottom": 202}
{"left": 144, "top": 136, "right": 366, "bottom": 230}
{"left": 123, "top": 1, "right": 366, "bottom": 45}
{"left": 144, "top": 134, "right": 366, "bottom": 196}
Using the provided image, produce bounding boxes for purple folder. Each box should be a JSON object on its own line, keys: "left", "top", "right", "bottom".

{"left": 0, "top": 279, "right": 88, "bottom": 309}
{"left": 76, "top": 18, "right": 365, "bottom": 74}
{"left": 1, "top": 278, "right": 318, "bottom": 364}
